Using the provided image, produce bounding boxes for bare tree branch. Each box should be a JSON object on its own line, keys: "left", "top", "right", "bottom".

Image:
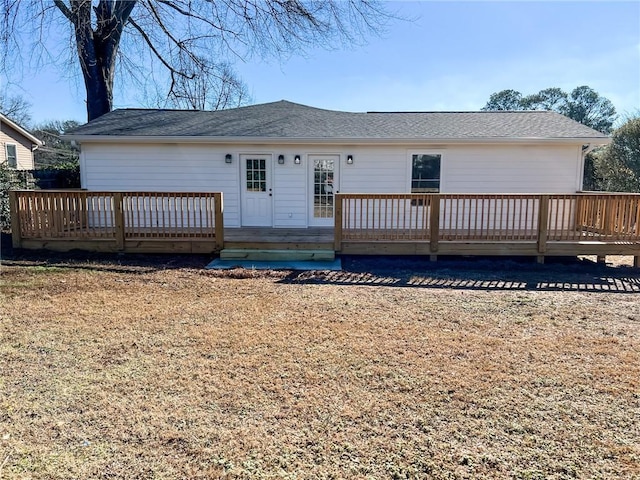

{"left": 3, "top": 0, "right": 393, "bottom": 120}
{"left": 0, "top": 93, "right": 32, "bottom": 125}
{"left": 52, "top": 0, "right": 74, "bottom": 22}
{"left": 128, "top": 18, "right": 193, "bottom": 80}
{"left": 155, "top": 0, "right": 236, "bottom": 35}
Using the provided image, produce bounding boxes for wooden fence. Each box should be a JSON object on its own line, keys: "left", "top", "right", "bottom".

{"left": 10, "top": 190, "right": 224, "bottom": 253}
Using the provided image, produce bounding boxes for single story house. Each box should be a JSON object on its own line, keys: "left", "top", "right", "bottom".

{"left": 0, "top": 113, "right": 42, "bottom": 170}
{"left": 67, "top": 100, "right": 610, "bottom": 229}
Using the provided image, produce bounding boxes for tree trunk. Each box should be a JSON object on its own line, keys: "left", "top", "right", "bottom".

{"left": 81, "top": 47, "right": 113, "bottom": 121}
{"left": 60, "top": 0, "right": 136, "bottom": 121}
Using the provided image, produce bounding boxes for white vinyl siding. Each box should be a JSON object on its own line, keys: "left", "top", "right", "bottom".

{"left": 441, "top": 145, "right": 582, "bottom": 193}
{"left": 81, "top": 143, "right": 241, "bottom": 227}
{"left": 79, "top": 141, "right": 585, "bottom": 228}
{"left": 340, "top": 144, "right": 581, "bottom": 195}
{"left": 339, "top": 147, "right": 409, "bottom": 193}
{"left": 272, "top": 152, "right": 307, "bottom": 227}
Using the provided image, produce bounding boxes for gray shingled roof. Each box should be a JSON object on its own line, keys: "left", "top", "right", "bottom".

{"left": 67, "top": 100, "right": 609, "bottom": 140}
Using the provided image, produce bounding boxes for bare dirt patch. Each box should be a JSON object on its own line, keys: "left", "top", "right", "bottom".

{"left": 1, "top": 253, "right": 639, "bottom": 479}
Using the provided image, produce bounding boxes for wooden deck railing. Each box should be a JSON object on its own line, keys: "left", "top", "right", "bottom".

{"left": 573, "top": 194, "right": 640, "bottom": 241}
{"left": 8, "top": 190, "right": 640, "bottom": 260}
{"left": 335, "top": 193, "right": 640, "bottom": 254}
{"left": 10, "top": 190, "right": 224, "bottom": 251}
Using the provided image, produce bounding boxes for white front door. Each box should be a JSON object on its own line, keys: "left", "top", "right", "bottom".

{"left": 241, "top": 154, "right": 272, "bottom": 226}
{"left": 309, "top": 154, "right": 339, "bottom": 226}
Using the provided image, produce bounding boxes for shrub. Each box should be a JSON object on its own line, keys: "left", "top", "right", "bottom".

{"left": 0, "top": 164, "right": 35, "bottom": 231}
{"left": 33, "top": 162, "right": 80, "bottom": 189}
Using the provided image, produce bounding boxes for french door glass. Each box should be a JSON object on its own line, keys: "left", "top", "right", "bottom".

{"left": 313, "top": 158, "right": 334, "bottom": 219}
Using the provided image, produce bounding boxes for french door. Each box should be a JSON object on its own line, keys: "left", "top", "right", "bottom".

{"left": 308, "top": 154, "right": 339, "bottom": 226}
{"left": 241, "top": 154, "right": 272, "bottom": 226}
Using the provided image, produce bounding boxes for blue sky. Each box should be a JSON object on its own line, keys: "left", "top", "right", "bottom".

{"left": 3, "top": 1, "right": 639, "bottom": 125}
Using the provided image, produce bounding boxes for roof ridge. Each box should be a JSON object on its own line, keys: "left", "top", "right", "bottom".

{"left": 113, "top": 108, "right": 201, "bottom": 112}
{"left": 366, "top": 110, "right": 557, "bottom": 114}
{"left": 111, "top": 100, "right": 351, "bottom": 114}
{"left": 104, "top": 103, "right": 565, "bottom": 116}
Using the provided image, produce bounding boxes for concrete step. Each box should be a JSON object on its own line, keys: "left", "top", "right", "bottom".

{"left": 220, "top": 248, "right": 335, "bottom": 261}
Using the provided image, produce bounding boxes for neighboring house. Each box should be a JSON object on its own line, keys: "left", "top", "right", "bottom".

{"left": 0, "top": 113, "right": 42, "bottom": 170}
{"left": 66, "top": 100, "right": 610, "bottom": 228}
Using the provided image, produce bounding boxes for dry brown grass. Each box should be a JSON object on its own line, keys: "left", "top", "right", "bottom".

{"left": 1, "top": 256, "right": 639, "bottom": 479}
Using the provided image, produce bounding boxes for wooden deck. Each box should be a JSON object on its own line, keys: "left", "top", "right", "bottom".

{"left": 9, "top": 191, "right": 224, "bottom": 254}
{"left": 8, "top": 190, "right": 640, "bottom": 266}
{"left": 335, "top": 193, "right": 640, "bottom": 265}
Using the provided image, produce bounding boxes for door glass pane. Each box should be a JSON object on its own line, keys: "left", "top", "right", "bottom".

{"left": 246, "top": 158, "right": 267, "bottom": 192}
{"left": 313, "top": 158, "right": 334, "bottom": 218}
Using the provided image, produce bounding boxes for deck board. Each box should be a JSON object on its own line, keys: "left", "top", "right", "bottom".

{"left": 224, "top": 227, "right": 334, "bottom": 242}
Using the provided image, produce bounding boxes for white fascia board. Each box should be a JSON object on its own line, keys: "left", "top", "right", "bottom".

{"left": 65, "top": 134, "right": 612, "bottom": 146}
{"left": 0, "top": 114, "right": 43, "bottom": 146}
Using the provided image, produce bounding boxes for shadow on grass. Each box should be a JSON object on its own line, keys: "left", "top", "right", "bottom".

{"left": 279, "top": 255, "right": 640, "bottom": 293}
{"left": 1, "top": 233, "right": 211, "bottom": 274}
{"left": 2, "top": 233, "right": 639, "bottom": 293}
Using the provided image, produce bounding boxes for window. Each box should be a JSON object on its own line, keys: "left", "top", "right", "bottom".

{"left": 411, "top": 154, "right": 441, "bottom": 193}
{"left": 5, "top": 144, "right": 17, "bottom": 168}
{"left": 246, "top": 158, "right": 266, "bottom": 192}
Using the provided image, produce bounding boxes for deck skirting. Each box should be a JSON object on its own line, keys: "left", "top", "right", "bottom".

{"left": 339, "top": 240, "right": 640, "bottom": 258}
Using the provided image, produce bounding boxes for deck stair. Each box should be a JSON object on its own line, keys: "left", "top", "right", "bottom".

{"left": 219, "top": 248, "right": 335, "bottom": 262}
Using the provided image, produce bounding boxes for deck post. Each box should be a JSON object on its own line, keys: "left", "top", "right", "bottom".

{"left": 537, "top": 194, "right": 549, "bottom": 256}
{"left": 113, "top": 192, "right": 125, "bottom": 250}
{"left": 214, "top": 193, "right": 225, "bottom": 251}
{"left": 574, "top": 195, "right": 583, "bottom": 231}
{"left": 9, "top": 190, "right": 22, "bottom": 249}
{"left": 334, "top": 194, "right": 343, "bottom": 252}
{"left": 429, "top": 194, "right": 440, "bottom": 254}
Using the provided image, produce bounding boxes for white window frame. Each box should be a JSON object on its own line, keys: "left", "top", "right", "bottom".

{"left": 408, "top": 151, "right": 442, "bottom": 193}
{"left": 5, "top": 143, "right": 17, "bottom": 168}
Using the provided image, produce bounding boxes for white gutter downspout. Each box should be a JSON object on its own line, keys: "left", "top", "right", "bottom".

{"left": 579, "top": 143, "right": 600, "bottom": 192}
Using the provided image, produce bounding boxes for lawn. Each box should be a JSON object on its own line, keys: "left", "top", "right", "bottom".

{"left": 1, "top": 254, "right": 639, "bottom": 479}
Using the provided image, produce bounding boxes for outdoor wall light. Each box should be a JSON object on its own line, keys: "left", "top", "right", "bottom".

{"left": 347, "top": 155, "right": 354, "bottom": 164}
{"left": 278, "top": 154, "right": 285, "bottom": 165}
{"left": 225, "top": 153, "right": 232, "bottom": 163}
{"left": 294, "top": 155, "right": 301, "bottom": 164}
